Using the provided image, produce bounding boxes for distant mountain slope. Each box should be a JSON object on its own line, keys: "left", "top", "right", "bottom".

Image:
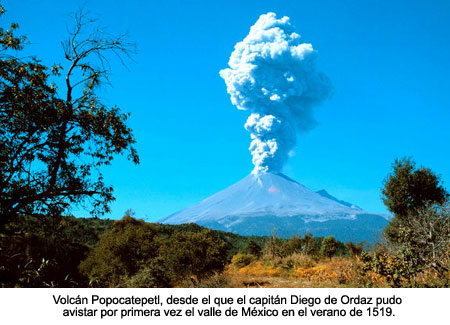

{"left": 316, "top": 189, "right": 361, "bottom": 210}
{"left": 160, "top": 173, "right": 389, "bottom": 243}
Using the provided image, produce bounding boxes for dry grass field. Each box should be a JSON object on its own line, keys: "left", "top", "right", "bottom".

{"left": 190, "top": 253, "right": 448, "bottom": 288}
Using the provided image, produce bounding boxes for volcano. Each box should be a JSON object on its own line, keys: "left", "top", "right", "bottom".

{"left": 160, "top": 173, "right": 389, "bottom": 243}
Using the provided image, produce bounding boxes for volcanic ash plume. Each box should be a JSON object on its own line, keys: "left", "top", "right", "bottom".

{"left": 220, "top": 12, "right": 333, "bottom": 174}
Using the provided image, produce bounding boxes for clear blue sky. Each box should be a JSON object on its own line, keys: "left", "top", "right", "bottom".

{"left": 5, "top": 0, "right": 450, "bottom": 220}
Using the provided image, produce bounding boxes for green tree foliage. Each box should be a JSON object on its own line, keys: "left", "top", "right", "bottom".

{"left": 0, "top": 8, "right": 138, "bottom": 228}
{"left": 79, "top": 217, "right": 159, "bottom": 287}
{"left": 7, "top": 214, "right": 113, "bottom": 247}
{"left": 382, "top": 158, "right": 449, "bottom": 256}
{"left": 285, "top": 235, "right": 303, "bottom": 254}
{"left": 293, "top": 234, "right": 321, "bottom": 256}
{"left": 320, "top": 236, "right": 338, "bottom": 259}
{"left": 301, "top": 234, "right": 321, "bottom": 256}
{"left": 264, "top": 232, "right": 325, "bottom": 258}
{"left": 283, "top": 233, "right": 321, "bottom": 256}
{"left": 242, "top": 239, "right": 262, "bottom": 258}
{"left": 123, "top": 257, "right": 172, "bottom": 288}
{"left": 159, "top": 230, "right": 228, "bottom": 282}
{"left": 367, "top": 158, "right": 450, "bottom": 286}
{"left": 80, "top": 217, "right": 229, "bottom": 287}
{"left": 382, "top": 158, "right": 448, "bottom": 243}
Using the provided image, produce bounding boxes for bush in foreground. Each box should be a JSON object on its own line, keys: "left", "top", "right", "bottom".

{"left": 80, "top": 217, "right": 228, "bottom": 287}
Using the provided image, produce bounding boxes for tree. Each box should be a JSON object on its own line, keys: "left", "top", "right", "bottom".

{"left": 382, "top": 158, "right": 447, "bottom": 218}
{"left": 159, "top": 230, "right": 228, "bottom": 283}
{"left": 395, "top": 203, "right": 449, "bottom": 274}
{"left": 0, "top": 8, "right": 138, "bottom": 228}
{"left": 380, "top": 158, "right": 449, "bottom": 281}
{"left": 345, "top": 241, "right": 364, "bottom": 257}
{"left": 382, "top": 158, "right": 448, "bottom": 244}
{"left": 265, "top": 230, "right": 288, "bottom": 258}
{"left": 80, "top": 216, "right": 229, "bottom": 287}
{"left": 243, "top": 239, "right": 262, "bottom": 258}
{"left": 79, "top": 216, "right": 160, "bottom": 287}
{"left": 320, "top": 236, "right": 338, "bottom": 259}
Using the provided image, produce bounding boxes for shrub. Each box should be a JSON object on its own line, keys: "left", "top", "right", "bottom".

{"left": 360, "top": 249, "right": 420, "bottom": 287}
{"left": 187, "top": 272, "right": 233, "bottom": 288}
{"left": 320, "top": 236, "right": 339, "bottom": 259}
{"left": 394, "top": 204, "right": 449, "bottom": 276}
{"left": 282, "top": 258, "right": 295, "bottom": 270}
{"left": 243, "top": 240, "right": 262, "bottom": 258}
{"left": 122, "top": 257, "right": 172, "bottom": 288}
{"left": 264, "top": 231, "right": 288, "bottom": 258}
{"left": 284, "top": 253, "right": 317, "bottom": 269}
{"left": 232, "top": 253, "right": 254, "bottom": 268}
{"left": 0, "top": 232, "right": 89, "bottom": 287}
{"left": 300, "top": 234, "right": 320, "bottom": 256}
{"left": 79, "top": 217, "right": 159, "bottom": 287}
{"left": 285, "top": 235, "right": 304, "bottom": 255}
{"left": 159, "top": 229, "right": 228, "bottom": 282}
{"left": 346, "top": 242, "right": 364, "bottom": 257}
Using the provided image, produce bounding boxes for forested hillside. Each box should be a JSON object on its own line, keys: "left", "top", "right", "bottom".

{"left": 1, "top": 213, "right": 447, "bottom": 288}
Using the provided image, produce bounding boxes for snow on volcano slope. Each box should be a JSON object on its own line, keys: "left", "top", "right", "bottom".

{"left": 160, "top": 173, "right": 389, "bottom": 243}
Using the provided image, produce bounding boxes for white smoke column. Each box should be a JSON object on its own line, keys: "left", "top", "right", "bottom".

{"left": 220, "top": 12, "right": 332, "bottom": 174}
